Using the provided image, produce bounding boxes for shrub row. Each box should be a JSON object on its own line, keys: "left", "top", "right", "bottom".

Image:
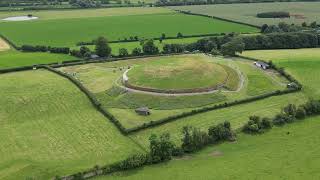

{"left": 175, "top": 10, "right": 260, "bottom": 28}
{"left": 21, "top": 45, "right": 70, "bottom": 54}
{"left": 241, "top": 32, "right": 319, "bottom": 50}
{"left": 257, "top": 11, "right": 290, "bottom": 18}
{"left": 243, "top": 99, "right": 320, "bottom": 134}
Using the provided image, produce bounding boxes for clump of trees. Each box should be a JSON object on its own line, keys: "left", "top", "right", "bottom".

{"left": 221, "top": 37, "right": 245, "bottom": 56}
{"left": 69, "top": 0, "right": 101, "bottom": 8}
{"left": 261, "top": 22, "right": 303, "bottom": 33}
{"left": 21, "top": 45, "right": 70, "bottom": 54}
{"left": 95, "top": 36, "right": 111, "bottom": 57}
{"left": 257, "top": 12, "right": 290, "bottom": 18}
{"left": 141, "top": 39, "right": 159, "bottom": 55}
{"left": 243, "top": 100, "right": 320, "bottom": 135}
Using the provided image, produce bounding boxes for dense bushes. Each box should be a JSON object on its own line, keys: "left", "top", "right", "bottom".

{"left": 257, "top": 12, "right": 290, "bottom": 18}
{"left": 241, "top": 32, "right": 319, "bottom": 50}
{"left": 21, "top": 45, "right": 70, "bottom": 54}
{"left": 243, "top": 100, "right": 320, "bottom": 135}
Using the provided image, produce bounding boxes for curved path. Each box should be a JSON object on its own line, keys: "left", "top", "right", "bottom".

{"left": 116, "top": 63, "right": 245, "bottom": 97}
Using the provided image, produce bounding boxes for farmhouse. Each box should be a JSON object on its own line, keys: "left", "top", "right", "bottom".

{"left": 254, "top": 61, "right": 270, "bottom": 70}
{"left": 135, "top": 107, "right": 151, "bottom": 116}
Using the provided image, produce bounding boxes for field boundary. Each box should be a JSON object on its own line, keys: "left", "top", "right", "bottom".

{"left": 0, "top": 53, "right": 302, "bottom": 135}
{"left": 173, "top": 9, "right": 261, "bottom": 28}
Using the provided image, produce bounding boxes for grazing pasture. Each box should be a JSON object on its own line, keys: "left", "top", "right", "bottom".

{"left": 0, "top": 50, "right": 75, "bottom": 69}
{"left": 98, "top": 116, "right": 320, "bottom": 180}
{"left": 0, "top": 12, "right": 258, "bottom": 47}
{"left": 0, "top": 70, "right": 142, "bottom": 179}
{"left": 171, "top": 2, "right": 320, "bottom": 26}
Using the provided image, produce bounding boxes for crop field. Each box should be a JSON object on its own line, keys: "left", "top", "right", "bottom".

{"left": 0, "top": 7, "right": 173, "bottom": 21}
{"left": 171, "top": 2, "right": 320, "bottom": 26}
{"left": 0, "top": 49, "right": 75, "bottom": 69}
{"left": 98, "top": 116, "right": 320, "bottom": 180}
{"left": 58, "top": 54, "right": 288, "bottom": 129}
{"left": 0, "top": 70, "right": 142, "bottom": 179}
{"left": 0, "top": 11, "right": 258, "bottom": 47}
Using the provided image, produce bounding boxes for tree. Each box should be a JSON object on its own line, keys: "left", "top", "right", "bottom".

{"left": 95, "top": 36, "right": 111, "bottom": 57}
{"left": 119, "top": 48, "right": 129, "bottom": 57}
{"left": 132, "top": 47, "right": 142, "bottom": 56}
{"left": 221, "top": 37, "right": 245, "bottom": 56}
{"left": 310, "top": 21, "right": 317, "bottom": 28}
{"left": 261, "top": 24, "right": 269, "bottom": 33}
{"left": 177, "top": 32, "right": 183, "bottom": 38}
{"left": 208, "top": 121, "right": 236, "bottom": 142}
{"left": 181, "top": 126, "right": 209, "bottom": 153}
{"left": 79, "top": 46, "right": 91, "bottom": 58}
{"left": 149, "top": 133, "right": 175, "bottom": 163}
{"left": 161, "top": 33, "right": 166, "bottom": 40}
{"left": 142, "top": 39, "right": 159, "bottom": 55}
{"left": 302, "top": 22, "right": 307, "bottom": 27}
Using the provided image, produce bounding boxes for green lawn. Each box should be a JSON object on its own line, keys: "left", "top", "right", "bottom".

{"left": 0, "top": 70, "right": 142, "bottom": 180}
{"left": 0, "top": 50, "right": 76, "bottom": 69}
{"left": 126, "top": 55, "right": 229, "bottom": 90}
{"left": 0, "top": 13, "right": 258, "bottom": 47}
{"left": 98, "top": 116, "right": 320, "bottom": 180}
{"left": 243, "top": 48, "right": 320, "bottom": 98}
{"left": 171, "top": 2, "right": 320, "bottom": 26}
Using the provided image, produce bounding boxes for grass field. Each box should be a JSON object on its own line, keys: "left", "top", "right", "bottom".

{"left": 243, "top": 48, "right": 320, "bottom": 98}
{"left": 0, "top": 12, "right": 258, "bottom": 47}
{"left": 0, "top": 7, "right": 173, "bottom": 21}
{"left": 98, "top": 116, "right": 320, "bottom": 180}
{"left": 59, "top": 54, "right": 288, "bottom": 129}
{"left": 0, "top": 70, "right": 142, "bottom": 179}
{"left": 171, "top": 2, "right": 320, "bottom": 26}
{"left": 126, "top": 55, "right": 230, "bottom": 90}
{"left": 0, "top": 49, "right": 76, "bottom": 69}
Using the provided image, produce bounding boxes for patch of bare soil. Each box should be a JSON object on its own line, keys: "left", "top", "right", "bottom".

{"left": 291, "top": 14, "right": 306, "bottom": 19}
{"left": 210, "top": 150, "right": 224, "bottom": 157}
{"left": 0, "top": 38, "right": 10, "bottom": 51}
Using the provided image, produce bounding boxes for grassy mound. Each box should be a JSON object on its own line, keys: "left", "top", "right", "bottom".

{"left": 126, "top": 55, "right": 238, "bottom": 92}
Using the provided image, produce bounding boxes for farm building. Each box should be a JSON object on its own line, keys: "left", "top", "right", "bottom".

{"left": 135, "top": 107, "right": 151, "bottom": 116}
{"left": 254, "top": 61, "right": 270, "bottom": 70}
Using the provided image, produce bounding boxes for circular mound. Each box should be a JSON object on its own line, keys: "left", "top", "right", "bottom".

{"left": 2, "top": 16, "right": 39, "bottom": 21}
{"left": 124, "top": 56, "right": 237, "bottom": 94}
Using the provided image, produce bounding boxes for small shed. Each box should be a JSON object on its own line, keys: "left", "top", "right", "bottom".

{"left": 135, "top": 107, "right": 151, "bottom": 116}
{"left": 254, "top": 61, "right": 270, "bottom": 70}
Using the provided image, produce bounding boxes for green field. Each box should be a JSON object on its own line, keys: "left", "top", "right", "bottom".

{"left": 0, "top": 49, "right": 76, "bottom": 69}
{"left": 0, "top": 12, "right": 258, "bottom": 47}
{"left": 243, "top": 48, "right": 320, "bottom": 98}
{"left": 126, "top": 55, "right": 231, "bottom": 90}
{"left": 0, "top": 7, "right": 173, "bottom": 21}
{"left": 59, "top": 54, "right": 288, "bottom": 129}
{"left": 98, "top": 116, "right": 320, "bottom": 180}
{"left": 171, "top": 2, "right": 320, "bottom": 26}
{"left": 0, "top": 70, "right": 142, "bottom": 179}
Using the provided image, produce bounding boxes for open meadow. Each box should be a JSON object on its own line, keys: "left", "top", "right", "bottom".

{"left": 0, "top": 8, "right": 258, "bottom": 47}
{"left": 98, "top": 115, "right": 320, "bottom": 180}
{"left": 171, "top": 2, "right": 320, "bottom": 26}
{"left": 0, "top": 70, "right": 142, "bottom": 179}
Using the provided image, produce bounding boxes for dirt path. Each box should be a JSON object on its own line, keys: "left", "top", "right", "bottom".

{"left": 0, "top": 38, "right": 10, "bottom": 51}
